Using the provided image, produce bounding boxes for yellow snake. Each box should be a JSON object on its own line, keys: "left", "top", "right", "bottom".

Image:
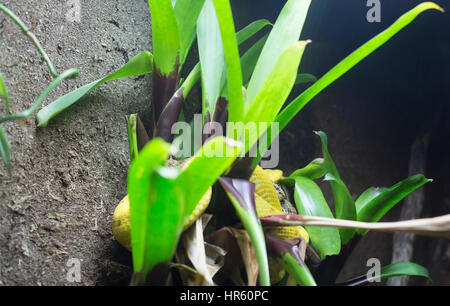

{"left": 112, "top": 164, "right": 308, "bottom": 283}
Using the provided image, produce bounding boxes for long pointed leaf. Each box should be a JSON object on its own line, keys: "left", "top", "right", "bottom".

{"left": 128, "top": 138, "right": 173, "bottom": 275}
{"left": 340, "top": 262, "right": 431, "bottom": 285}
{"left": 1, "top": 69, "right": 79, "bottom": 125}
{"left": 243, "top": 41, "right": 309, "bottom": 154}
{"left": 174, "top": 0, "right": 206, "bottom": 65}
{"left": 197, "top": 0, "right": 226, "bottom": 122}
{"left": 356, "top": 175, "right": 432, "bottom": 235}
{"left": 246, "top": 0, "right": 311, "bottom": 106}
{"left": 236, "top": 19, "right": 271, "bottom": 45}
{"left": 275, "top": 3, "right": 444, "bottom": 134}
{"left": 149, "top": 0, "right": 180, "bottom": 75}
{"left": 212, "top": 0, "right": 244, "bottom": 125}
{"left": 36, "top": 52, "right": 153, "bottom": 127}
{"left": 241, "top": 34, "right": 268, "bottom": 85}
{"left": 294, "top": 176, "right": 341, "bottom": 259}
{"left": 316, "top": 131, "right": 356, "bottom": 244}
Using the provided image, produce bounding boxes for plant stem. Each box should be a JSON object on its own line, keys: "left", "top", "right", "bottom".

{"left": 126, "top": 114, "right": 139, "bottom": 163}
{"left": 180, "top": 63, "right": 200, "bottom": 99}
{"left": 0, "top": 4, "right": 59, "bottom": 78}
{"left": 0, "top": 69, "right": 79, "bottom": 124}
{"left": 280, "top": 253, "right": 317, "bottom": 286}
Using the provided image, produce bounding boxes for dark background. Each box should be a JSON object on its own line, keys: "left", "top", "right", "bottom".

{"left": 230, "top": 0, "right": 450, "bottom": 284}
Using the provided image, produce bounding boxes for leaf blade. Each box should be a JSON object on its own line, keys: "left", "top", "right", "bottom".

{"left": 316, "top": 131, "right": 356, "bottom": 244}
{"left": 148, "top": 0, "right": 180, "bottom": 75}
{"left": 294, "top": 176, "right": 341, "bottom": 259}
{"left": 36, "top": 51, "right": 153, "bottom": 127}
{"left": 356, "top": 175, "right": 432, "bottom": 235}
{"left": 246, "top": 0, "right": 311, "bottom": 106}
{"left": 0, "top": 126, "right": 11, "bottom": 170}
{"left": 275, "top": 2, "right": 444, "bottom": 134}
{"left": 212, "top": 0, "right": 244, "bottom": 125}
{"left": 174, "top": 0, "right": 206, "bottom": 65}
{"left": 0, "top": 72, "right": 10, "bottom": 113}
{"left": 128, "top": 138, "right": 173, "bottom": 275}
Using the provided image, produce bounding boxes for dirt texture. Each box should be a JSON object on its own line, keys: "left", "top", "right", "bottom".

{"left": 0, "top": 0, "right": 152, "bottom": 285}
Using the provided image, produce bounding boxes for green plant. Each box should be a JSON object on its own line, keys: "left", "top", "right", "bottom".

{"left": 0, "top": 4, "right": 79, "bottom": 171}
{"left": 35, "top": 0, "right": 446, "bottom": 285}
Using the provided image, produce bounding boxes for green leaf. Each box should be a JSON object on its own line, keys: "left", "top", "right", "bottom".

{"left": 355, "top": 175, "right": 432, "bottom": 235}
{"left": 343, "top": 262, "right": 431, "bottom": 285}
{"left": 241, "top": 34, "right": 268, "bottom": 85}
{"left": 129, "top": 136, "right": 241, "bottom": 281}
{"left": 148, "top": 0, "right": 180, "bottom": 75}
{"left": 197, "top": 0, "right": 226, "bottom": 122}
{"left": 219, "top": 177, "right": 270, "bottom": 286}
{"left": 128, "top": 138, "right": 173, "bottom": 275}
{"left": 294, "top": 176, "right": 341, "bottom": 259}
{"left": 1, "top": 69, "right": 79, "bottom": 125}
{"left": 36, "top": 51, "right": 153, "bottom": 127}
{"left": 246, "top": 0, "right": 311, "bottom": 106}
{"left": 126, "top": 115, "right": 139, "bottom": 163}
{"left": 0, "top": 126, "right": 11, "bottom": 170}
{"left": 236, "top": 19, "right": 271, "bottom": 45}
{"left": 197, "top": 12, "right": 271, "bottom": 124}
{"left": 275, "top": 2, "right": 444, "bottom": 134}
{"left": 316, "top": 131, "right": 356, "bottom": 244}
{"left": 177, "top": 136, "right": 242, "bottom": 217}
{"left": 0, "top": 72, "right": 10, "bottom": 113}
{"left": 379, "top": 262, "right": 432, "bottom": 283}
{"left": 174, "top": 0, "right": 206, "bottom": 65}
{"left": 265, "top": 234, "right": 317, "bottom": 286}
{"left": 289, "top": 158, "right": 326, "bottom": 180}
{"left": 243, "top": 41, "right": 309, "bottom": 154}
{"left": 212, "top": 0, "right": 244, "bottom": 125}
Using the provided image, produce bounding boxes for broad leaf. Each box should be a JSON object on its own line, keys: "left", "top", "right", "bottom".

{"left": 174, "top": 0, "right": 206, "bottom": 65}
{"left": 341, "top": 262, "right": 431, "bottom": 285}
{"left": 197, "top": 0, "right": 226, "bottom": 123}
{"left": 148, "top": 0, "right": 180, "bottom": 75}
{"left": 128, "top": 138, "right": 173, "bottom": 275}
{"left": 289, "top": 158, "right": 326, "bottom": 181}
{"left": 294, "top": 176, "right": 341, "bottom": 258}
{"left": 36, "top": 52, "right": 153, "bottom": 127}
{"left": 243, "top": 41, "right": 309, "bottom": 154}
{"left": 355, "top": 175, "right": 432, "bottom": 235}
{"left": 219, "top": 177, "right": 270, "bottom": 286}
{"left": 129, "top": 136, "right": 242, "bottom": 281}
{"left": 246, "top": 0, "right": 311, "bottom": 106}
{"left": 316, "top": 131, "right": 356, "bottom": 244}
